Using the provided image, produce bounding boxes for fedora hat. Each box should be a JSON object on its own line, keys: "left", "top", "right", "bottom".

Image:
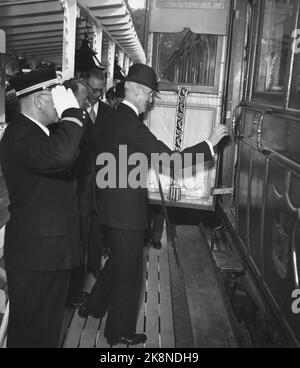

{"left": 126, "top": 63, "right": 159, "bottom": 92}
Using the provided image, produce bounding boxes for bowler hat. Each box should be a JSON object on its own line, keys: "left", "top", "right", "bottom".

{"left": 9, "top": 64, "right": 59, "bottom": 98}
{"left": 126, "top": 63, "right": 159, "bottom": 92}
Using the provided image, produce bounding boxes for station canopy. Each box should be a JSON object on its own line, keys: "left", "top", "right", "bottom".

{"left": 0, "top": 0, "right": 146, "bottom": 68}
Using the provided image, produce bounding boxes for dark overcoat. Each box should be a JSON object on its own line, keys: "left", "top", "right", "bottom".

{"left": 0, "top": 108, "right": 88, "bottom": 271}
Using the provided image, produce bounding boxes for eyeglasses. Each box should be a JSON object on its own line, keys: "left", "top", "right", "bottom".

{"left": 85, "top": 81, "right": 104, "bottom": 95}
{"left": 145, "top": 91, "right": 155, "bottom": 102}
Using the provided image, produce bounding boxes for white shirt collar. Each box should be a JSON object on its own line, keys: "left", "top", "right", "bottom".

{"left": 122, "top": 100, "right": 139, "bottom": 116}
{"left": 87, "top": 101, "right": 99, "bottom": 114}
{"left": 22, "top": 113, "right": 50, "bottom": 136}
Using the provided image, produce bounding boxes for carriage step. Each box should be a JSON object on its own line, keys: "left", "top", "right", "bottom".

{"left": 212, "top": 249, "right": 244, "bottom": 274}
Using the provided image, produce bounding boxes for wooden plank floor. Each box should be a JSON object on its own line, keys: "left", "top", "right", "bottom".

{"left": 61, "top": 230, "right": 175, "bottom": 348}
{"left": 61, "top": 225, "right": 237, "bottom": 348}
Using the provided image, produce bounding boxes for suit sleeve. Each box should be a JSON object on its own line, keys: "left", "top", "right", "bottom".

{"left": 74, "top": 120, "right": 96, "bottom": 216}
{"left": 129, "top": 120, "right": 213, "bottom": 164}
{"left": 16, "top": 108, "right": 88, "bottom": 174}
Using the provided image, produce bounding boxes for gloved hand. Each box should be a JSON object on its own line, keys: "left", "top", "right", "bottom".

{"left": 52, "top": 85, "right": 79, "bottom": 118}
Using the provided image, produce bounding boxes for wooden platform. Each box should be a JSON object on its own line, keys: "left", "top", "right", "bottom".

{"left": 60, "top": 225, "right": 237, "bottom": 348}
{"left": 61, "top": 230, "right": 175, "bottom": 349}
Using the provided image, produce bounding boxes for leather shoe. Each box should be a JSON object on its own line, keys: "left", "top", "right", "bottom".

{"left": 152, "top": 240, "right": 162, "bottom": 250}
{"left": 66, "top": 291, "right": 89, "bottom": 308}
{"left": 78, "top": 304, "right": 105, "bottom": 319}
{"left": 107, "top": 333, "right": 147, "bottom": 346}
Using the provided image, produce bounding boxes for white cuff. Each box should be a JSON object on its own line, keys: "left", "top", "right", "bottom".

{"left": 205, "top": 140, "right": 215, "bottom": 157}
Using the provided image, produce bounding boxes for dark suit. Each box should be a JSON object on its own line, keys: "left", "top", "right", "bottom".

{"left": 75, "top": 101, "right": 113, "bottom": 217}
{"left": 67, "top": 101, "right": 113, "bottom": 302}
{"left": 87, "top": 102, "right": 213, "bottom": 340}
{"left": 0, "top": 108, "right": 88, "bottom": 347}
{"left": 67, "top": 117, "right": 96, "bottom": 302}
{"left": 86, "top": 100, "right": 113, "bottom": 275}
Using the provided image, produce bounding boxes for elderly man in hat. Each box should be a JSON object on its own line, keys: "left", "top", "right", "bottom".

{"left": 79, "top": 63, "right": 228, "bottom": 346}
{"left": 0, "top": 66, "right": 89, "bottom": 348}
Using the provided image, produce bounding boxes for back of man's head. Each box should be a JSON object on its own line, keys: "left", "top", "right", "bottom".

{"left": 19, "top": 90, "right": 58, "bottom": 126}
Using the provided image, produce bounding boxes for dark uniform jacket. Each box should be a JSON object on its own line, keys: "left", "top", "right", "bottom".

{"left": 0, "top": 108, "right": 88, "bottom": 271}
{"left": 96, "top": 102, "right": 213, "bottom": 231}
{"left": 91, "top": 100, "right": 113, "bottom": 155}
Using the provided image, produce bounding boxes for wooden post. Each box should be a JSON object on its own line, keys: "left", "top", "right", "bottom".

{"left": 106, "top": 40, "right": 115, "bottom": 89}
{"left": 117, "top": 48, "right": 124, "bottom": 71}
{"left": 92, "top": 24, "right": 103, "bottom": 64}
{"left": 124, "top": 54, "right": 130, "bottom": 75}
{"left": 60, "top": 0, "right": 78, "bottom": 80}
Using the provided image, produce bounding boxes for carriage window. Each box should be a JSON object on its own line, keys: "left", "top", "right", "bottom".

{"left": 288, "top": 15, "right": 300, "bottom": 110}
{"left": 153, "top": 29, "right": 218, "bottom": 88}
{"left": 252, "top": 0, "right": 297, "bottom": 107}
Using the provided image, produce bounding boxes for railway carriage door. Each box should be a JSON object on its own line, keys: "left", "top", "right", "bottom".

{"left": 227, "top": 0, "right": 300, "bottom": 345}
{"left": 145, "top": 0, "right": 230, "bottom": 210}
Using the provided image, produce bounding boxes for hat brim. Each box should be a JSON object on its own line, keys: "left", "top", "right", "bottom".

{"left": 16, "top": 78, "right": 59, "bottom": 97}
{"left": 126, "top": 77, "right": 159, "bottom": 93}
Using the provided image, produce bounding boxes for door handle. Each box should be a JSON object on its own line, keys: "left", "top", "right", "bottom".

{"left": 255, "top": 111, "right": 271, "bottom": 154}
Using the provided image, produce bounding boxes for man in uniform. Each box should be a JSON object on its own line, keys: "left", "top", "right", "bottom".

{"left": 79, "top": 63, "right": 228, "bottom": 346}
{"left": 0, "top": 66, "right": 88, "bottom": 348}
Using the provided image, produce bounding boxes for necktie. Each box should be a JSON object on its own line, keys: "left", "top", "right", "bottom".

{"left": 89, "top": 105, "right": 96, "bottom": 124}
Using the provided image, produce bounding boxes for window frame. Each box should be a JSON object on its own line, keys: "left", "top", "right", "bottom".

{"left": 249, "top": 0, "right": 300, "bottom": 113}
{"left": 152, "top": 30, "right": 223, "bottom": 94}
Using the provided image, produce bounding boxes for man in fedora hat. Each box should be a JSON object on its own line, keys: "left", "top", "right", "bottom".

{"left": 0, "top": 66, "right": 89, "bottom": 347}
{"left": 79, "top": 63, "right": 228, "bottom": 346}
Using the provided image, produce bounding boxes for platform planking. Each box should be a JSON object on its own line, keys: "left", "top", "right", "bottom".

{"left": 176, "top": 225, "right": 237, "bottom": 348}
{"left": 143, "top": 247, "right": 159, "bottom": 348}
{"left": 95, "top": 315, "right": 110, "bottom": 348}
{"left": 62, "top": 309, "right": 87, "bottom": 348}
{"left": 62, "top": 237, "right": 175, "bottom": 348}
{"left": 62, "top": 275, "right": 97, "bottom": 348}
{"left": 135, "top": 246, "right": 148, "bottom": 348}
{"left": 79, "top": 316, "right": 100, "bottom": 348}
{"left": 61, "top": 225, "right": 236, "bottom": 348}
{"left": 59, "top": 307, "right": 75, "bottom": 347}
{"left": 158, "top": 230, "right": 175, "bottom": 348}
